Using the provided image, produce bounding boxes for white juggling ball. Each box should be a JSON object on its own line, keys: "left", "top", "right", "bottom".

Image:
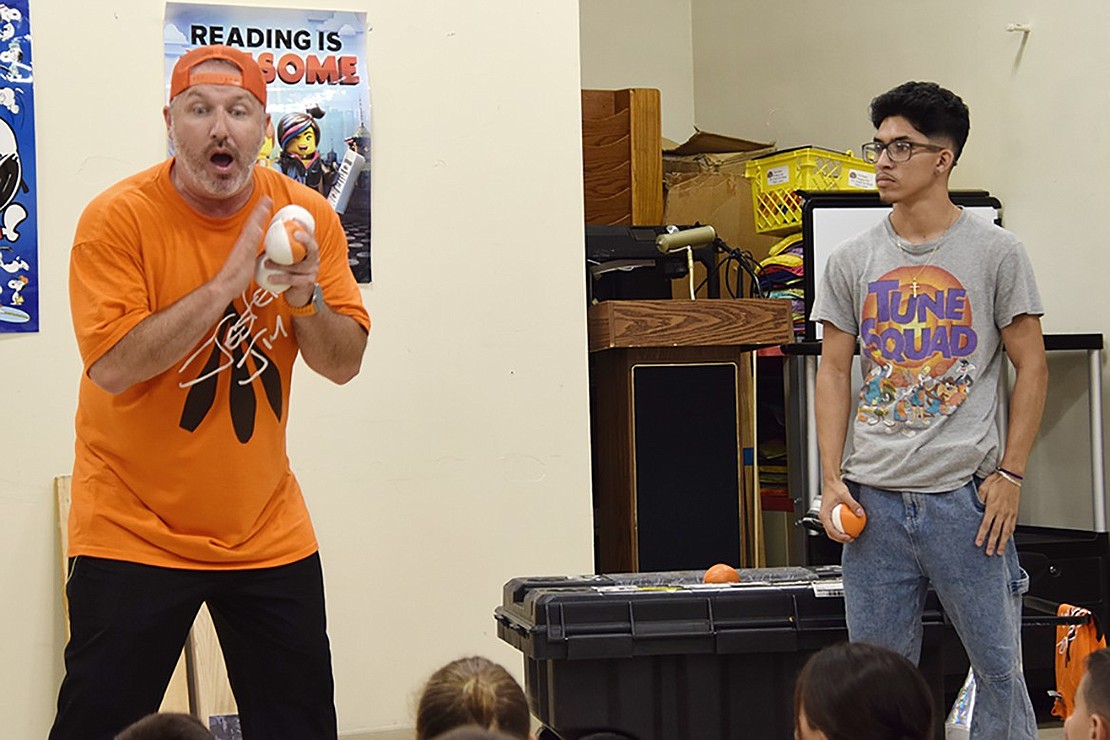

{"left": 255, "top": 204, "right": 315, "bottom": 293}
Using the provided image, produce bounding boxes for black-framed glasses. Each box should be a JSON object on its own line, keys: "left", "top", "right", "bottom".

{"left": 861, "top": 139, "right": 946, "bottom": 164}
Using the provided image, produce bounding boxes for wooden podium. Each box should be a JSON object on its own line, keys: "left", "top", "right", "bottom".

{"left": 588, "top": 299, "right": 793, "bottom": 573}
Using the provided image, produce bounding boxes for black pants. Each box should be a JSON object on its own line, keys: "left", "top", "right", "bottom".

{"left": 49, "top": 553, "right": 337, "bottom": 740}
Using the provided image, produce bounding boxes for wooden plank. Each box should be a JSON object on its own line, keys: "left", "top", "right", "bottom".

{"left": 590, "top": 350, "right": 637, "bottom": 573}
{"left": 587, "top": 299, "right": 794, "bottom": 353}
{"left": 188, "top": 604, "right": 238, "bottom": 721}
{"left": 582, "top": 137, "right": 633, "bottom": 173}
{"left": 628, "top": 88, "right": 663, "bottom": 224}
{"left": 739, "top": 353, "right": 765, "bottom": 567}
{"left": 583, "top": 163, "right": 632, "bottom": 197}
{"left": 581, "top": 89, "right": 619, "bottom": 119}
{"left": 583, "top": 189, "right": 632, "bottom": 225}
{"left": 161, "top": 653, "right": 191, "bottom": 713}
{"left": 581, "top": 109, "right": 632, "bottom": 144}
{"left": 54, "top": 476, "right": 71, "bottom": 636}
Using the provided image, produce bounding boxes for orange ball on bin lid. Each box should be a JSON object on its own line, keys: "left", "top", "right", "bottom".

{"left": 703, "top": 563, "right": 740, "bottom": 584}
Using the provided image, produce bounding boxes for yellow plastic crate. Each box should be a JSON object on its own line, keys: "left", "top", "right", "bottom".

{"left": 744, "top": 147, "right": 876, "bottom": 235}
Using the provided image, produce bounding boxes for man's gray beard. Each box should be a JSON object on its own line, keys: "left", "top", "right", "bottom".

{"left": 168, "top": 126, "right": 264, "bottom": 198}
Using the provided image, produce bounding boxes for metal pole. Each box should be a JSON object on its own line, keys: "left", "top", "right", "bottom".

{"left": 1090, "top": 348, "right": 1106, "bottom": 533}
{"left": 806, "top": 355, "right": 819, "bottom": 512}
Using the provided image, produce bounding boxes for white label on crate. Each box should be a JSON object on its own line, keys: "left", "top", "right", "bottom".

{"left": 811, "top": 580, "right": 845, "bottom": 598}
{"left": 847, "top": 169, "right": 876, "bottom": 190}
{"left": 766, "top": 165, "right": 790, "bottom": 186}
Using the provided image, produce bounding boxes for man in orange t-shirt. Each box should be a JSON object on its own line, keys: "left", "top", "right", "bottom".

{"left": 51, "top": 45, "right": 369, "bottom": 740}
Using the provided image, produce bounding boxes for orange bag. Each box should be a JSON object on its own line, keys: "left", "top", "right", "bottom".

{"left": 1052, "top": 603, "right": 1106, "bottom": 720}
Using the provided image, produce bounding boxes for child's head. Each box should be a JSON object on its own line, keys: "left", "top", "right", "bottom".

{"left": 432, "top": 727, "right": 519, "bottom": 740}
{"left": 115, "top": 712, "right": 213, "bottom": 740}
{"left": 794, "top": 642, "right": 933, "bottom": 740}
{"left": 416, "top": 656, "right": 532, "bottom": 740}
{"left": 1066, "top": 648, "right": 1110, "bottom": 740}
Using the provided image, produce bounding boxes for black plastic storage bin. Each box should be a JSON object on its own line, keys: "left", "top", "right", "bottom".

{"left": 496, "top": 567, "right": 947, "bottom": 740}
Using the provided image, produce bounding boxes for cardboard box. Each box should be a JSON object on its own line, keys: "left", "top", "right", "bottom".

{"left": 664, "top": 129, "right": 775, "bottom": 174}
{"left": 663, "top": 130, "right": 784, "bottom": 298}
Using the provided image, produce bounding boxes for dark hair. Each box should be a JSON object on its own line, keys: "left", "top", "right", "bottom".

{"left": 416, "top": 656, "right": 531, "bottom": 740}
{"left": 794, "top": 642, "right": 934, "bottom": 740}
{"left": 1085, "top": 647, "right": 1110, "bottom": 718}
{"left": 115, "top": 712, "right": 213, "bottom": 740}
{"left": 432, "top": 726, "right": 519, "bottom": 740}
{"left": 870, "top": 81, "right": 970, "bottom": 162}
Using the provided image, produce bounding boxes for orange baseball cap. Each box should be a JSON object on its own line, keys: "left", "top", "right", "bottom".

{"left": 169, "top": 44, "right": 267, "bottom": 107}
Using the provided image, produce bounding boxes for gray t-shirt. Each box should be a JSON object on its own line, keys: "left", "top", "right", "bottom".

{"left": 810, "top": 210, "right": 1043, "bottom": 492}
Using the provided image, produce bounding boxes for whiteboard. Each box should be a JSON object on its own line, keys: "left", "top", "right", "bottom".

{"left": 802, "top": 192, "right": 1002, "bottom": 340}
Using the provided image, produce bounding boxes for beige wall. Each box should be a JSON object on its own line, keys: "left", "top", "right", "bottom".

{"left": 14, "top": 1, "right": 591, "bottom": 737}
{"left": 579, "top": 0, "right": 696, "bottom": 144}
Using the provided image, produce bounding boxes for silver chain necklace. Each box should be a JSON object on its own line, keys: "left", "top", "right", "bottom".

{"left": 889, "top": 211, "right": 960, "bottom": 298}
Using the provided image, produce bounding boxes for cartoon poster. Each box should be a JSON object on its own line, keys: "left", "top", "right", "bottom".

{"left": 0, "top": 0, "right": 37, "bottom": 332}
{"left": 164, "top": 3, "right": 372, "bottom": 282}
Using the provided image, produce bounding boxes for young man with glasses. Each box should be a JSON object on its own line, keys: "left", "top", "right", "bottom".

{"left": 811, "top": 81, "right": 1048, "bottom": 738}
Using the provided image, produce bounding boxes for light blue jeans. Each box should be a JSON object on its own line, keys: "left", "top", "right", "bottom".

{"left": 842, "top": 479, "right": 1037, "bottom": 740}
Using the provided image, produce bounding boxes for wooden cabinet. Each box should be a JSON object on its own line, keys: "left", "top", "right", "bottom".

{"left": 581, "top": 88, "right": 663, "bottom": 226}
{"left": 588, "top": 299, "right": 793, "bottom": 572}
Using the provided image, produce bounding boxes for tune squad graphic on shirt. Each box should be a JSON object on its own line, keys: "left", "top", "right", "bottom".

{"left": 857, "top": 265, "right": 977, "bottom": 436}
